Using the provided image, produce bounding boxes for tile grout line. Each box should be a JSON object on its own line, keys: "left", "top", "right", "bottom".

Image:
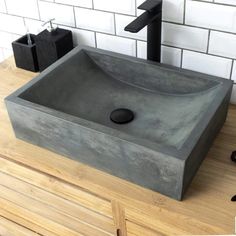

{"left": 72, "top": 6, "right": 76, "bottom": 28}
{"left": 193, "top": 0, "right": 236, "bottom": 8}
{"left": 206, "top": 30, "right": 211, "bottom": 54}
{"left": 94, "top": 32, "right": 97, "bottom": 48}
{"left": 36, "top": 0, "right": 41, "bottom": 21}
{"left": 230, "top": 60, "right": 234, "bottom": 80}
{"left": 33, "top": 1, "right": 140, "bottom": 17}
{"left": 3, "top": 0, "right": 7, "bottom": 14}
{"left": 40, "top": 0, "right": 236, "bottom": 11}
{"left": 113, "top": 13, "right": 116, "bottom": 36}
{"left": 162, "top": 21, "right": 236, "bottom": 37}
{"left": 183, "top": 0, "right": 186, "bottom": 25}
{"left": 180, "top": 49, "right": 184, "bottom": 68}
{"left": 181, "top": 0, "right": 187, "bottom": 68}
{"left": 22, "top": 17, "right": 26, "bottom": 29}
{"left": 92, "top": 0, "right": 97, "bottom": 49}
{"left": 161, "top": 43, "right": 235, "bottom": 61}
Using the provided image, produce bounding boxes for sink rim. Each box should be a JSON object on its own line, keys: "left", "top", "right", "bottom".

{"left": 5, "top": 46, "right": 233, "bottom": 161}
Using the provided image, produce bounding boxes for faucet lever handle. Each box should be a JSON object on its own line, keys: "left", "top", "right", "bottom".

{"left": 138, "top": 0, "right": 162, "bottom": 12}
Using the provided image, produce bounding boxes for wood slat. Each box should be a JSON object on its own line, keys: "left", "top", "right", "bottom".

{"left": 0, "top": 156, "right": 112, "bottom": 218}
{"left": 0, "top": 171, "right": 115, "bottom": 235}
{"left": 0, "top": 208, "right": 55, "bottom": 236}
{"left": 0, "top": 197, "right": 81, "bottom": 236}
{"left": 124, "top": 205, "right": 224, "bottom": 235}
{"left": 126, "top": 221, "right": 165, "bottom": 236}
{"left": 0, "top": 185, "right": 114, "bottom": 236}
{"left": 111, "top": 201, "right": 127, "bottom": 236}
{"left": 0, "top": 216, "right": 40, "bottom": 236}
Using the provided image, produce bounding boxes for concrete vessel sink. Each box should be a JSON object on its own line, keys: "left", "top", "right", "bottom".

{"left": 5, "top": 46, "right": 233, "bottom": 200}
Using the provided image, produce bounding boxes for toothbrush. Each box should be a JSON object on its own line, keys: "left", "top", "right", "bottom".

{"left": 26, "top": 27, "right": 32, "bottom": 46}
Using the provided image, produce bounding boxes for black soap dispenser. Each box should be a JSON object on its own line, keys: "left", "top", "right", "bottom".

{"left": 35, "top": 18, "right": 73, "bottom": 72}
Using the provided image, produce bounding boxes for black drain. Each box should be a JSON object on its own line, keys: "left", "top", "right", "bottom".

{"left": 110, "top": 108, "right": 134, "bottom": 124}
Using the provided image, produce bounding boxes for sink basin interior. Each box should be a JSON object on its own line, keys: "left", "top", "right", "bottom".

{"left": 19, "top": 49, "right": 222, "bottom": 150}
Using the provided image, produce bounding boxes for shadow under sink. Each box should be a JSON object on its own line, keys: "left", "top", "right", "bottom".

{"left": 5, "top": 46, "right": 233, "bottom": 200}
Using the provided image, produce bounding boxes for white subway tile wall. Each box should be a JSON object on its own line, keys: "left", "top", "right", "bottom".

{"left": 75, "top": 8, "right": 115, "bottom": 34}
{"left": 55, "top": 0, "right": 93, "bottom": 8}
{"left": 93, "top": 0, "right": 136, "bottom": 15}
{"left": 209, "top": 31, "right": 236, "bottom": 59}
{"left": 162, "top": 22, "right": 209, "bottom": 52}
{"left": 162, "top": 0, "right": 184, "bottom": 23}
{"left": 138, "top": 42, "right": 182, "bottom": 67}
{"left": 5, "top": 0, "right": 39, "bottom": 19}
{"left": 24, "top": 18, "right": 43, "bottom": 34}
{"left": 96, "top": 33, "right": 136, "bottom": 56}
{"left": 60, "top": 25, "right": 96, "bottom": 47}
{"left": 0, "top": 13, "right": 25, "bottom": 35}
{"left": 185, "top": 0, "right": 236, "bottom": 33}
{"left": 0, "top": 0, "right": 235, "bottom": 103}
{"left": 215, "top": 0, "right": 236, "bottom": 6}
{"left": 162, "top": 46, "right": 182, "bottom": 67}
{"left": 0, "top": 0, "right": 6, "bottom": 13}
{"left": 137, "top": 40, "right": 147, "bottom": 59}
{"left": 38, "top": 1, "right": 75, "bottom": 27}
{"left": 182, "top": 50, "right": 232, "bottom": 79}
{"left": 232, "top": 61, "right": 236, "bottom": 82}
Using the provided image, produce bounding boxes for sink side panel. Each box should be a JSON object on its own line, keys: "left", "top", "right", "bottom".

{"left": 5, "top": 100, "right": 184, "bottom": 200}
{"left": 182, "top": 89, "right": 232, "bottom": 198}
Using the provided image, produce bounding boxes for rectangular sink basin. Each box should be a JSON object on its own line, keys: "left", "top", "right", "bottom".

{"left": 5, "top": 46, "right": 233, "bottom": 200}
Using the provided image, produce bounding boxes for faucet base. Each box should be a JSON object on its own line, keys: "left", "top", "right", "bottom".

{"left": 147, "top": 13, "right": 162, "bottom": 63}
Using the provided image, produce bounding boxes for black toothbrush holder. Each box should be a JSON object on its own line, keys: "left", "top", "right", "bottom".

{"left": 12, "top": 34, "right": 39, "bottom": 72}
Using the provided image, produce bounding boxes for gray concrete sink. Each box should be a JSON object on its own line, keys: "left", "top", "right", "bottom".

{"left": 5, "top": 46, "right": 233, "bottom": 200}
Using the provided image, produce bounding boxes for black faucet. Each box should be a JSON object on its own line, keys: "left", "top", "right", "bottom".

{"left": 124, "top": 0, "right": 162, "bottom": 63}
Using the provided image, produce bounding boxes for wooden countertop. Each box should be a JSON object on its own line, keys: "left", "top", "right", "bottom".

{"left": 0, "top": 57, "right": 236, "bottom": 235}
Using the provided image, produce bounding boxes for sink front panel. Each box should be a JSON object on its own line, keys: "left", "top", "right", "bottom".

{"left": 6, "top": 98, "right": 184, "bottom": 199}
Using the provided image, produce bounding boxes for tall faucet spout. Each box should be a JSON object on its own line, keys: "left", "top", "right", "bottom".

{"left": 124, "top": 11, "right": 160, "bottom": 33}
{"left": 124, "top": 0, "right": 163, "bottom": 63}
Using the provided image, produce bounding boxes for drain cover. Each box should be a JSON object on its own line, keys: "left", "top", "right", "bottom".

{"left": 110, "top": 108, "right": 134, "bottom": 124}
